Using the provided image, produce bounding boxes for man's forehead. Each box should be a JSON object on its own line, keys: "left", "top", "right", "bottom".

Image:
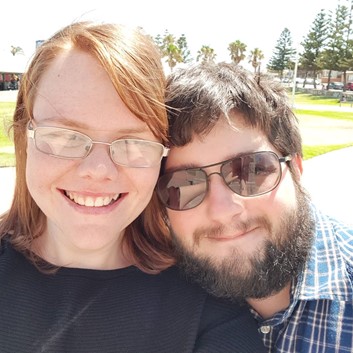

{"left": 165, "top": 130, "right": 271, "bottom": 173}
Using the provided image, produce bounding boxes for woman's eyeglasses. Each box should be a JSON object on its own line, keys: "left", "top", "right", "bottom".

{"left": 27, "top": 121, "right": 169, "bottom": 168}
{"left": 156, "top": 151, "right": 292, "bottom": 211}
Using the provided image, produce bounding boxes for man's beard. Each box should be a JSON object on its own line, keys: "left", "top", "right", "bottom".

{"left": 170, "top": 182, "right": 315, "bottom": 301}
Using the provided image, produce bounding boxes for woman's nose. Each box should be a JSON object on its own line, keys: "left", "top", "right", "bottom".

{"left": 77, "top": 143, "right": 118, "bottom": 181}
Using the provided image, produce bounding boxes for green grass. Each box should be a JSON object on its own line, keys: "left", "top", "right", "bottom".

{"left": 293, "top": 92, "right": 340, "bottom": 106}
{"left": 0, "top": 102, "right": 15, "bottom": 147}
{"left": 303, "top": 143, "right": 353, "bottom": 160}
{"left": 0, "top": 102, "right": 15, "bottom": 167}
{"left": 292, "top": 92, "right": 353, "bottom": 158}
{"left": 0, "top": 152, "right": 15, "bottom": 167}
{"left": 295, "top": 109, "right": 353, "bottom": 121}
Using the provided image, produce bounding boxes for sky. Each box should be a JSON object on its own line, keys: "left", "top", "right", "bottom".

{"left": 2, "top": 0, "right": 338, "bottom": 72}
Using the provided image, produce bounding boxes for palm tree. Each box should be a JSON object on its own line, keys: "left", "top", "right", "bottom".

{"left": 10, "top": 46, "right": 24, "bottom": 56}
{"left": 228, "top": 40, "right": 247, "bottom": 64}
{"left": 248, "top": 48, "right": 265, "bottom": 73}
{"left": 196, "top": 45, "right": 216, "bottom": 63}
{"left": 158, "top": 33, "right": 183, "bottom": 72}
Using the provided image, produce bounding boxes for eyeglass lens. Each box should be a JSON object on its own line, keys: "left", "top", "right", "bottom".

{"left": 32, "top": 126, "right": 165, "bottom": 167}
{"left": 157, "top": 151, "right": 282, "bottom": 211}
{"left": 34, "top": 128, "right": 90, "bottom": 158}
{"left": 110, "top": 139, "right": 165, "bottom": 167}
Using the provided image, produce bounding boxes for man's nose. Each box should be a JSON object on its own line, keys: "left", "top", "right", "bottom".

{"left": 204, "top": 173, "right": 245, "bottom": 222}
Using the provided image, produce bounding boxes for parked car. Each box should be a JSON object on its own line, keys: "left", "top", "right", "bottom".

{"left": 327, "top": 82, "right": 344, "bottom": 90}
{"left": 8, "top": 81, "right": 18, "bottom": 90}
{"left": 345, "top": 82, "right": 353, "bottom": 91}
{"left": 305, "top": 78, "right": 315, "bottom": 84}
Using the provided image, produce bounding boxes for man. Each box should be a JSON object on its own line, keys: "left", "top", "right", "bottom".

{"left": 156, "top": 62, "right": 353, "bottom": 352}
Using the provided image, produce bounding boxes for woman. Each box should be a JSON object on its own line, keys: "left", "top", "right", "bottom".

{"left": 0, "top": 22, "right": 265, "bottom": 352}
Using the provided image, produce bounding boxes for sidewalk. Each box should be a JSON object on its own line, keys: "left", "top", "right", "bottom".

{"left": 0, "top": 90, "right": 18, "bottom": 102}
{"left": 0, "top": 166, "right": 15, "bottom": 215}
{"left": 302, "top": 146, "right": 353, "bottom": 225}
{"left": 1, "top": 147, "right": 352, "bottom": 225}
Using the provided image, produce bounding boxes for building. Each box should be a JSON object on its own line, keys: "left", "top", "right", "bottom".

{"left": 0, "top": 54, "right": 28, "bottom": 90}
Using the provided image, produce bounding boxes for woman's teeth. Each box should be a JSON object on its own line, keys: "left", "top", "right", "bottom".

{"left": 65, "top": 191, "right": 120, "bottom": 207}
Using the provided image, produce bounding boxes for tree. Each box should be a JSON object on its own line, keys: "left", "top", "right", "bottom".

{"left": 267, "top": 28, "right": 296, "bottom": 78}
{"left": 196, "top": 45, "right": 216, "bottom": 63}
{"left": 177, "top": 34, "right": 192, "bottom": 63}
{"left": 299, "top": 10, "right": 329, "bottom": 88}
{"left": 10, "top": 46, "right": 24, "bottom": 56}
{"left": 248, "top": 48, "right": 264, "bottom": 73}
{"left": 228, "top": 40, "right": 247, "bottom": 65}
{"left": 155, "top": 30, "right": 183, "bottom": 71}
{"left": 319, "top": 3, "right": 349, "bottom": 88}
{"left": 336, "top": 0, "right": 353, "bottom": 87}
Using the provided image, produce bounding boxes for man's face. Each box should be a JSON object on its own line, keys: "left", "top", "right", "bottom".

{"left": 164, "top": 116, "right": 314, "bottom": 299}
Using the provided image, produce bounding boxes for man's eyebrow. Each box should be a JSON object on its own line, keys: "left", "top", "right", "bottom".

{"left": 165, "top": 163, "right": 200, "bottom": 173}
{"left": 164, "top": 151, "right": 257, "bottom": 173}
{"left": 34, "top": 116, "right": 149, "bottom": 134}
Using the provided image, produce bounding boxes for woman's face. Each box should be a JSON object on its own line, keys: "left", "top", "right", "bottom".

{"left": 26, "top": 49, "right": 162, "bottom": 269}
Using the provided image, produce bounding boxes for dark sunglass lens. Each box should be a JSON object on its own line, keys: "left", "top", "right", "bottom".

{"left": 222, "top": 152, "right": 281, "bottom": 196}
{"left": 220, "top": 157, "right": 242, "bottom": 194}
{"left": 250, "top": 152, "right": 280, "bottom": 194}
{"left": 157, "top": 169, "right": 207, "bottom": 210}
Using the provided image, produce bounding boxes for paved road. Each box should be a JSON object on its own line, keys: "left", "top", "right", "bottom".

{"left": 302, "top": 147, "right": 353, "bottom": 226}
{"left": 0, "top": 167, "right": 15, "bottom": 215}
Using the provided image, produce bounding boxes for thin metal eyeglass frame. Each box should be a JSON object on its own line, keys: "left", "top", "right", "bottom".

{"left": 27, "top": 120, "right": 169, "bottom": 167}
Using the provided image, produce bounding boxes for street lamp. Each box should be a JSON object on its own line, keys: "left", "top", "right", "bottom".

{"left": 291, "top": 55, "right": 299, "bottom": 108}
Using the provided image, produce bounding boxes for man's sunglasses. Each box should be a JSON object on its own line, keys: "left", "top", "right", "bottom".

{"left": 156, "top": 151, "right": 292, "bottom": 211}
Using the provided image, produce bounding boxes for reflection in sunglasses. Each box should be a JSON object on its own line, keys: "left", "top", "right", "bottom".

{"left": 174, "top": 182, "right": 207, "bottom": 210}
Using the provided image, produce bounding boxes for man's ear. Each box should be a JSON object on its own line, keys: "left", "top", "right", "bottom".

{"left": 292, "top": 154, "right": 303, "bottom": 178}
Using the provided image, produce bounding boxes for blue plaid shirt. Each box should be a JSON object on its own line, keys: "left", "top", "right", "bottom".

{"left": 252, "top": 206, "right": 353, "bottom": 353}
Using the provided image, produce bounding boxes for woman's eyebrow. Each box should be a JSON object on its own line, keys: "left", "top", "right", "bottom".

{"left": 34, "top": 116, "right": 150, "bottom": 134}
